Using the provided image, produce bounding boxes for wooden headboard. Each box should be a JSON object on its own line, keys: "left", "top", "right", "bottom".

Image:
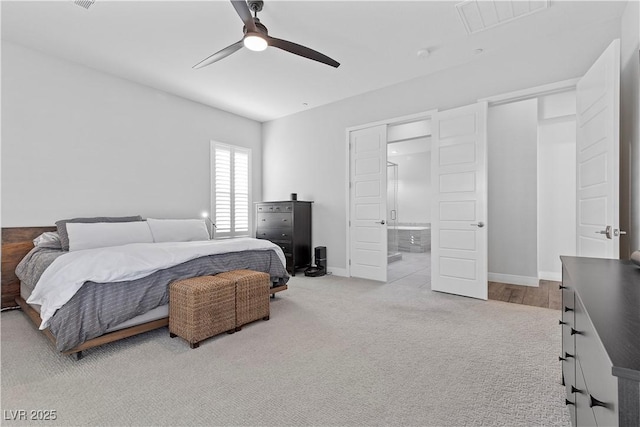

{"left": 1, "top": 227, "right": 56, "bottom": 308}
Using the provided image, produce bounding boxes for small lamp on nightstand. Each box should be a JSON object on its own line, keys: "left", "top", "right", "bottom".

{"left": 201, "top": 212, "right": 216, "bottom": 240}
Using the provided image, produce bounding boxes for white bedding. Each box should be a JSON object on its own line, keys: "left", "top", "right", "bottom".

{"left": 27, "top": 238, "right": 286, "bottom": 330}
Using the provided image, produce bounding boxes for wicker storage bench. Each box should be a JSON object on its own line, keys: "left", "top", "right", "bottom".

{"left": 216, "top": 269, "right": 270, "bottom": 330}
{"left": 169, "top": 275, "right": 236, "bottom": 349}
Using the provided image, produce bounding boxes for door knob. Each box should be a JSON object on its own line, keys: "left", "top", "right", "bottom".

{"left": 470, "top": 222, "right": 485, "bottom": 228}
{"left": 595, "top": 225, "right": 612, "bottom": 239}
{"left": 375, "top": 220, "right": 386, "bottom": 225}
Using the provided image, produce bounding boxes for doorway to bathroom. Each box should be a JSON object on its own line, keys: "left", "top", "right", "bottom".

{"left": 386, "top": 119, "right": 432, "bottom": 282}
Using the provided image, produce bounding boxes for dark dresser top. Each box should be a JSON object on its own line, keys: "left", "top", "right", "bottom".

{"left": 561, "top": 256, "right": 640, "bottom": 380}
{"left": 255, "top": 201, "right": 313, "bottom": 204}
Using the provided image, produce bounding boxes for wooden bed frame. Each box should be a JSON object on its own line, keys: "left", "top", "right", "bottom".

{"left": 2, "top": 227, "right": 169, "bottom": 360}
{"left": 1, "top": 226, "right": 287, "bottom": 360}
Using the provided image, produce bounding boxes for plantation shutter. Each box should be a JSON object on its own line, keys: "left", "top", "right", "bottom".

{"left": 234, "top": 150, "right": 249, "bottom": 233}
{"left": 214, "top": 146, "right": 232, "bottom": 234}
{"left": 212, "top": 142, "right": 251, "bottom": 238}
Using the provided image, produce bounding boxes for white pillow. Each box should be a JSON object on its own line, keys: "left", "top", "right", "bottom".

{"left": 67, "top": 222, "right": 154, "bottom": 251}
{"left": 146, "top": 218, "right": 210, "bottom": 243}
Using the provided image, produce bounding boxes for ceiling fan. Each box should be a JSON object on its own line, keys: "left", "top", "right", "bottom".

{"left": 193, "top": 0, "right": 340, "bottom": 69}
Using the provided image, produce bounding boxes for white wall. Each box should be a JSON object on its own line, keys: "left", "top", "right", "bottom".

{"left": 537, "top": 91, "right": 577, "bottom": 281}
{"left": 487, "top": 99, "right": 539, "bottom": 284}
{"left": 620, "top": 0, "right": 640, "bottom": 255}
{"left": 1, "top": 41, "right": 263, "bottom": 226}
{"left": 263, "top": 21, "right": 621, "bottom": 273}
{"left": 387, "top": 150, "right": 431, "bottom": 224}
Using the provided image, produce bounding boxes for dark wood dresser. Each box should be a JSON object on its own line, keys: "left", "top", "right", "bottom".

{"left": 560, "top": 256, "right": 640, "bottom": 426}
{"left": 255, "top": 201, "right": 312, "bottom": 276}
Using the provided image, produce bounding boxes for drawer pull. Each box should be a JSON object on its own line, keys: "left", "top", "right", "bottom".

{"left": 570, "top": 328, "right": 583, "bottom": 336}
{"left": 281, "top": 234, "right": 288, "bottom": 237}
{"left": 558, "top": 352, "right": 574, "bottom": 362}
{"left": 571, "top": 386, "right": 583, "bottom": 394}
{"left": 565, "top": 399, "right": 574, "bottom": 406}
{"left": 282, "top": 219, "right": 288, "bottom": 222}
{"left": 564, "top": 306, "right": 574, "bottom": 312}
{"left": 559, "top": 285, "right": 567, "bottom": 290}
{"left": 589, "top": 395, "right": 609, "bottom": 409}
{"left": 559, "top": 320, "right": 567, "bottom": 325}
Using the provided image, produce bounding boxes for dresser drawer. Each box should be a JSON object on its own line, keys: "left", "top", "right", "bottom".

{"left": 575, "top": 359, "right": 598, "bottom": 427}
{"left": 256, "top": 203, "right": 293, "bottom": 213}
{"left": 256, "top": 212, "right": 293, "bottom": 228}
{"left": 561, "top": 286, "right": 577, "bottom": 422}
{"left": 564, "top": 354, "right": 577, "bottom": 426}
{"left": 575, "top": 296, "right": 619, "bottom": 426}
{"left": 256, "top": 228, "right": 293, "bottom": 242}
{"left": 562, "top": 287, "right": 575, "bottom": 354}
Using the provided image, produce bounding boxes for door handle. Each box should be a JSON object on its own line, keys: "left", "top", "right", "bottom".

{"left": 375, "top": 220, "right": 386, "bottom": 225}
{"left": 470, "top": 221, "right": 485, "bottom": 228}
{"left": 614, "top": 229, "right": 627, "bottom": 237}
{"left": 595, "top": 226, "right": 612, "bottom": 239}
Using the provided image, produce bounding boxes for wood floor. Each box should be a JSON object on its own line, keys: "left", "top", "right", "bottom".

{"left": 488, "top": 280, "right": 562, "bottom": 310}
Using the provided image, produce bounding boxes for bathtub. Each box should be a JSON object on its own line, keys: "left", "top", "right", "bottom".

{"left": 388, "top": 225, "right": 431, "bottom": 252}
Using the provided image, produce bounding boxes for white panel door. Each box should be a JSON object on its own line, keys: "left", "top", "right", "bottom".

{"left": 349, "top": 125, "right": 387, "bottom": 281}
{"left": 576, "top": 39, "right": 620, "bottom": 258}
{"left": 431, "top": 102, "right": 487, "bottom": 300}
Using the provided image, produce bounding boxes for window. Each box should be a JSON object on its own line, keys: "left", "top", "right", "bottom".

{"left": 211, "top": 141, "right": 251, "bottom": 238}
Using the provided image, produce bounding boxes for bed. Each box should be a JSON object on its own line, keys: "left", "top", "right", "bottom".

{"left": 1, "top": 223, "right": 289, "bottom": 360}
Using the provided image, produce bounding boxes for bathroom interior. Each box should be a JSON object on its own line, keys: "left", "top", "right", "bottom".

{"left": 386, "top": 119, "right": 432, "bottom": 280}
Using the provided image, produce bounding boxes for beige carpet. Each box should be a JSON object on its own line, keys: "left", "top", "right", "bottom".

{"left": 1, "top": 274, "right": 570, "bottom": 426}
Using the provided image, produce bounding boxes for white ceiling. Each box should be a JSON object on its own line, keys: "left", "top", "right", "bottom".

{"left": 1, "top": 1, "right": 628, "bottom": 122}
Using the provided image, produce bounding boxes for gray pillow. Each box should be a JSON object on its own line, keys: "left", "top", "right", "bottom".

{"left": 56, "top": 216, "right": 143, "bottom": 251}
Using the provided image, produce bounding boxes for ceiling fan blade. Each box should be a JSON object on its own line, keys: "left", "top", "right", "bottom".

{"left": 231, "top": 0, "right": 257, "bottom": 33}
{"left": 193, "top": 40, "right": 244, "bottom": 69}
{"left": 267, "top": 36, "right": 340, "bottom": 68}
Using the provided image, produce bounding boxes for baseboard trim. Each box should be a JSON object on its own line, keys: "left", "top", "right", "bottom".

{"left": 488, "top": 273, "right": 539, "bottom": 287}
{"left": 327, "top": 267, "right": 348, "bottom": 277}
{"left": 538, "top": 271, "right": 562, "bottom": 282}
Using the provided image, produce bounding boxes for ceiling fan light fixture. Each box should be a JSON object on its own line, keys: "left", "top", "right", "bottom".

{"left": 193, "top": 0, "right": 340, "bottom": 68}
{"left": 244, "top": 34, "right": 268, "bottom": 51}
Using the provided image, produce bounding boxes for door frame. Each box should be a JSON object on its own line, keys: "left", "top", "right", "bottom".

{"left": 345, "top": 109, "right": 437, "bottom": 278}
{"left": 478, "top": 78, "right": 580, "bottom": 106}
{"left": 480, "top": 77, "right": 580, "bottom": 285}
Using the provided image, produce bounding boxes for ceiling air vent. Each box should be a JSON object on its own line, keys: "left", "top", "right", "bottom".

{"left": 456, "top": 0, "right": 549, "bottom": 35}
{"left": 74, "top": 0, "right": 96, "bottom": 10}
